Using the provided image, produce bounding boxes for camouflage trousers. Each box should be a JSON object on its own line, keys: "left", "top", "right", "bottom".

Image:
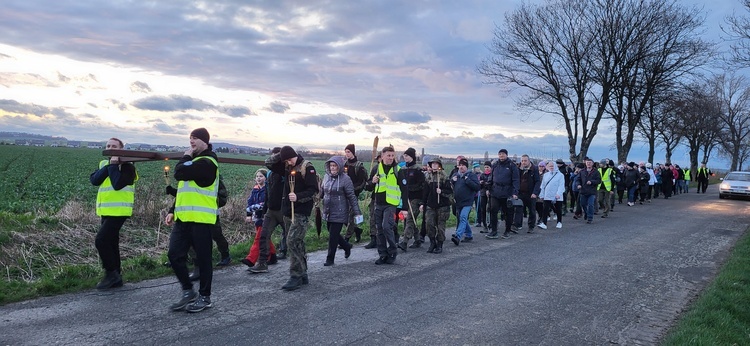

{"left": 402, "top": 199, "right": 422, "bottom": 242}
{"left": 283, "top": 214, "right": 310, "bottom": 278}
{"left": 425, "top": 206, "right": 450, "bottom": 242}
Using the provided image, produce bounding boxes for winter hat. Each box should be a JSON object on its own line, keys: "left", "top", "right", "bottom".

{"left": 345, "top": 144, "right": 356, "bottom": 153}
{"left": 538, "top": 160, "right": 547, "bottom": 167}
{"left": 498, "top": 149, "right": 508, "bottom": 155}
{"left": 599, "top": 159, "right": 608, "bottom": 166}
{"left": 556, "top": 158, "right": 565, "bottom": 164}
{"left": 472, "top": 162, "right": 480, "bottom": 168}
{"left": 576, "top": 163, "right": 585, "bottom": 169}
{"left": 628, "top": 161, "right": 636, "bottom": 168}
{"left": 279, "top": 146, "right": 297, "bottom": 161}
{"left": 458, "top": 158, "right": 469, "bottom": 167}
{"left": 403, "top": 147, "right": 417, "bottom": 161}
{"left": 190, "top": 128, "right": 210, "bottom": 144}
{"left": 484, "top": 160, "right": 492, "bottom": 167}
{"left": 428, "top": 157, "right": 443, "bottom": 168}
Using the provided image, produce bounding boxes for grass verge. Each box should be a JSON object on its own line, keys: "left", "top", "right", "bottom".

{"left": 661, "top": 228, "right": 750, "bottom": 345}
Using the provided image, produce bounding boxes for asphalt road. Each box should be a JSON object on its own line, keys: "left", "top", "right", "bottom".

{"left": 2, "top": 184, "right": 749, "bottom": 346}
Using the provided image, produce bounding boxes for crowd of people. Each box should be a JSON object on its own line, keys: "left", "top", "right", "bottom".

{"left": 90, "top": 132, "right": 714, "bottom": 313}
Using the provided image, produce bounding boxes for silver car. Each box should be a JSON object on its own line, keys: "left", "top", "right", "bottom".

{"left": 719, "top": 171, "right": 750, "bottom": 199}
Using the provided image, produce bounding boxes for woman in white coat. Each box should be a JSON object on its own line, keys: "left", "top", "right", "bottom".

{"left": 538, "top": 161, "right": 566, "bottom": 229}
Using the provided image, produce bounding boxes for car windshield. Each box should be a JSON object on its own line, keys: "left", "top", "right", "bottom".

{"left": 725, "top": 173, "right": 750, "bottom": 181}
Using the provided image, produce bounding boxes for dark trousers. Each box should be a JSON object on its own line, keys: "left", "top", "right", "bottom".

{"left": 698, "top": 178, "right": 708, "bottom": 193}
{"left": 541, "top": 200, "right": 562, "bottom": 225}
{"left": 168, "top": 221, "right": 213, "bottom": 296}
{"left": 654, "top": 183, "right": 662, "bottom": 198}
{"left": 211, "top": 219, "right": 230, "bottom": 259}
{"left": 326, "top": 222, "right": 348, "bottom": 262}
{"left": 571, "top": 191, "right": 580, "bottom": 213}
{"left": 258, "top": 209, "right": 286, "bottom": 265}
{"left": 95, "top": 216, "right": 127, "bottom": 272}
{"left": 374, "top": 204, "right": 398, "bottom": 257}
{"left": 489, "top": 196, "right": 512, "bottom": 233}
{"left": 513, "top": 194, "right": 536, "bottom": 229}
{"left": 477, "top": 193, "right": 488, "bottom": 227}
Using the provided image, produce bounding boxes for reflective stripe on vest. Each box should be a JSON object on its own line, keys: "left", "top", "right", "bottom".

{"left": 376, "top": 163, "right": 401, "bottom": 206}
{"left": 175, "top": 156, "right": 219, "bottom": 224}
{"left": 96, "top": 159, "right": 136, "bottom": 217}
{"left": 598, "top": 167, "right": 612, "bottom": 191}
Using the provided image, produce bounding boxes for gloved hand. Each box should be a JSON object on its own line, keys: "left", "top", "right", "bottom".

{"left": 165, "top": 185, "right": 177, "bottom": 196}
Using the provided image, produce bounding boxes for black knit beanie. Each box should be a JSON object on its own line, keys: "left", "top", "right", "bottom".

{"left": 190, "top": 128, "right": 210, "bottom": 144}
{"left": 345, "top": 144, "right": 356, "bottom": 153}
{"left": 403, "top": 147, "right": 417, "bottom": 161}
{"left": 279, "top": 146, "right": 297, "bottom": 161}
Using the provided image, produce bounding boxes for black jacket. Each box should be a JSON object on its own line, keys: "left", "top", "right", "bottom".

{"left": 488, "top": 159, "right": 520, "bottom": 198}
{"left": 517, "top": 166, "right": 541, "bottom": 196}
{"left": 90, "top": 161, "right": 136, "bottom": 190}
{"left": 344, "top": 156, "right": 368, "bottom": 196}
{"left": 266, "top": 153, "right": 319, "bottom": 217}
{"left": 575, "top": 167, "right": 601, "bottom": 196}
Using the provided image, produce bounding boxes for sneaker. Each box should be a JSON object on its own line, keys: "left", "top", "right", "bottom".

{"left": 249, "top": 262, "right": 269, "bottom": 274}
{"left": 241, "top": 258, "right": 254, "bottom": 268}
{"left": 375, "top": 256, "right": 388, "bottom": 265}
{"left": 556, "top": 222, "right": 562, "bottom": 229}
{"left": 216, "top": 257, "right": 231, "bottom": 267}
{"left": 485, "top": 231, "right": 499, "bottom": 239}
{"left": 170, "top": 289, "right": 197, "bottom": 311}
{"left": 537, "top": 223, "right": 548, "bottom": 230}
{"left": 186, "top": 295, "right": 213, "bottom": 313}
{"left": 552, "top": 215, "right": 557, "bottom": 221}
{"left": 527, "top": 227, "right": 534, "bottom": 234}
{"left": 397, "top": 241, "right": 408, "bottom": 252}
{"left": 451, "top": 234, "right": 460, "bottom": 246}
{"left": 461, "top": 237, "right": 473, "bottom": 243}
{"left": 510, "top": 225, "right": 520, "bottom": 234}
{"left": 323, "top": 261, "right": 334, "bottom": 267}
{"left": 480, "top": 228, "right": 489, "bottom": 234}
{"left": 500, "top": 232, "right": 510, "bottom": 239}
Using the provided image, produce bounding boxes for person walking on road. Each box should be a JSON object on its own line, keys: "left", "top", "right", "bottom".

{"left": 537, "top": 161, "right": 565, "bottom": 230}
{"left": 450, "top": 158, "right": 480, "bottom": 245}
{"left": 366, "top": 146, "right": 409, "bottom": 263}
{"left": 90, "top": 137, "right": 137, "bottom": 290}
{"left": 513, "top": 155, "right": 541, "bottom": 233}
{"left": 320, "top": 156, "right": 362, "bottom": 266}
{"left": 486, "top": 149, "right": 520, "bottom": 239}
{"left": 420, "top": 158, "right": 452, "bottom": 254}
{"left": 574, "top": 157, "right": 601, "bottom": 224}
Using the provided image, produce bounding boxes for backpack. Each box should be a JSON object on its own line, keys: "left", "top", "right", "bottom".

{"left": 295, "top": 159, "right": 322, "bottom": 207}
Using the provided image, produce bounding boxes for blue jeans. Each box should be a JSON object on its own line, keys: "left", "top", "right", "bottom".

{"left": 627, "top": 185, "right": 638, "bottom": 203}
{"left": 455, "top": 206, "right": 473, "bottom": 240}
{"left": 579, "top": 194, "right": 596, "bottom": 221}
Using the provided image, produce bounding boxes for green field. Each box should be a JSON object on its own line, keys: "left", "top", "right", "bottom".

{"left": 0, "top": 145, "right": 353, "bottom": 304}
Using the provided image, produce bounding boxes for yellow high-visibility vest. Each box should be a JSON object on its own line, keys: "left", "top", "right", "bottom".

{"left": 598, "top": 167, "right": 613, "bottom": 191}
{"left": 175, "top": 156, "right": 219, "bottom": 224}
{"left": 683, "top": 168, "right": 691, "bottom": 181}
{"left": 376, "top": 163, "right": 401, "bottom": 207}
{"left": 96, "top": 160, "right": 137, "bottom": 217}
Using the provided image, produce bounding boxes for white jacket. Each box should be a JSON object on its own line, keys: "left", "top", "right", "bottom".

{"left": 539, "top": 168, "right": 566, "bottom": 201}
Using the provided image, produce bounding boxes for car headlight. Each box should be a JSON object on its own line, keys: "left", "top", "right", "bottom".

{"left": 720, "top": 183, "right": 730, "bottom": 190}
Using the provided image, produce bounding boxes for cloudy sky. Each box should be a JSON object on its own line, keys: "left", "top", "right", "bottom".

{"left": 0, "top": 0, "right": 745, "bottom": 164}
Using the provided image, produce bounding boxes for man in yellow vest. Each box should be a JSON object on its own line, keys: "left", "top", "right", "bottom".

{"left": 90, "top": 137, "right": 137, "bottom": 290}
{"left": 696, "top": 162, "right": 712, "bottom": 193}
{"left": 597, "top": 159, "right": 614, "bottom": 218}
{"left": 165, "top": 128, "right": 219, "bottom": 313}
{"left": 366, "top": 146, "right": 409, "bottom": 264}
{"left": 682, "top": 167, "right": 692, "bottom": 193}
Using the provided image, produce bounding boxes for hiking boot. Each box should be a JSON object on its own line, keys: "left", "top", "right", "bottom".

{"left": 385, "top": 254, "right": 396, "bottom": 264}
{"left": 364, "top": 236, "right": 377, "bottom": 249}
{"left": 189, "top": 268, "right": 200, "bottom": 281}
{"left": 216, "top": 256, "right": 231, "bottom": 267}
{"left": 354, "top": 228, "right": 363, "bottom": 243}
{"left": 426, "top": 238, "right": 437, "bottom": 253}
{"left": 408, "top": 240, "right": 422, "bottom": 248}
{"left": 170, "top": 289, "right": 197, "bottom": 311}
{"left": 268, "top": 254, "right": 278, "bottom": 265}
{"left": 433, "top": 241, "right": 443, "bottom": 254}
{"left": 501, "top": 232, "right": 510, "bottom": 239}
{"left": 281, "top": 276, "right": 304, "bottom": 291}
{"left": 249, "top": 262, "right": 269, "bottom": 274}
{"left": 323, "top": 260, "right": 334, "bottom": 267}
{"left": 485, "top": 231, "right": 499, "bottom": 239}
{"left": 344, "top": 243, "right": 352, "bottom": 258}
{"left": 375, "top": 256, "right": 388, "bottom": 265}
{"left": 186, "top": 295, "right": 213, "bottom": 313}
{"left": 451, "top": 234, "right": 460, "bottom": 246}
{"left": 301, "top": 274, "right": 309, "bottom": 285}
{"left": 397, "top": 241, "right": 408, "bottom": 252}
{"left": 241, "top": 258, "right": 254, "bottom": 268}
{"left": 96, "top": 270, "right": 122, "bottom": 290}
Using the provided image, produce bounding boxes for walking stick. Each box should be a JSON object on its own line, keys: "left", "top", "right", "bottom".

{"left": 289, "top": 170, "right": 296, "bottom": 223}
{"left": 364, "top": 136, "right": 379, "bottom": 211}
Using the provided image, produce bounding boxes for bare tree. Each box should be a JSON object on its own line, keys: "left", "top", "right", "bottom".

{"left": 672, "top": 83, "right": 723, "bottom": 171}
{"left": 724, "top": 0, "right": 750, "bottom": 66}
{"left": 709, "top": 73, "right": 750, "bottom": 171}
{"left": 652, "top": 90, "right": 683, "bottom": 164}
{"left": 478, "top": 0, "right": 605, "bottom": 162}
{"left": 606, "top": 0, "right": 710, "bottom": 163}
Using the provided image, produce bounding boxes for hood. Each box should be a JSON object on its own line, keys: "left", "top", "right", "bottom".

{"left": 325, "top": 155, "right": 346, "bottom": 176}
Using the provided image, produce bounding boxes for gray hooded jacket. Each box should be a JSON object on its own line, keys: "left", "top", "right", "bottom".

{"left": 321, "top": 156, "right": 362, "bottom": 223}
